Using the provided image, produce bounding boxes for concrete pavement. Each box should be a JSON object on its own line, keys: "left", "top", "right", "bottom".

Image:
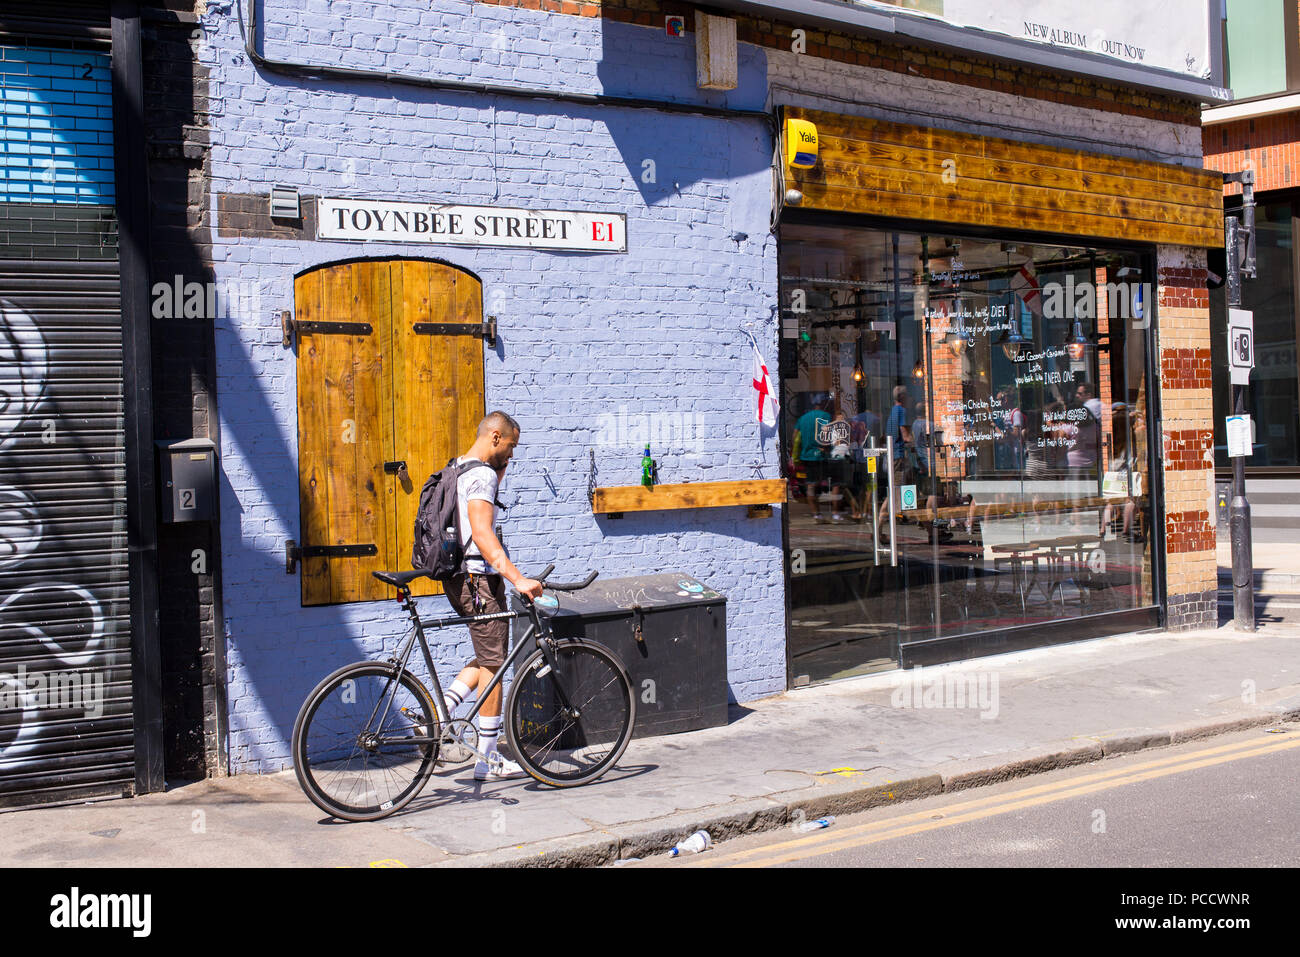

{"left": 1, "top": 611, "right": 1298, "bottom": 867}
{"left": 1219, "top": 540, "right": 1300, "bottom": 593}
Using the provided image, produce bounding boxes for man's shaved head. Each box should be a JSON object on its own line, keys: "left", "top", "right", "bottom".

{"left": 478, "top": 410, "right": 520, "bottom": 437}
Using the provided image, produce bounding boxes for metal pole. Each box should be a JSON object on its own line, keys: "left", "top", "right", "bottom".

{"left": 1224, "top": 168, "right": 1256, "bottom": 632}
{"left": 1230, "top": 376, "right": 1254, "bottom": 631}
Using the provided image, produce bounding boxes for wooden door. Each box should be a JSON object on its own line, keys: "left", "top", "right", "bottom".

{"left": 295, "top": 260, "right": 484, "bottom": 606}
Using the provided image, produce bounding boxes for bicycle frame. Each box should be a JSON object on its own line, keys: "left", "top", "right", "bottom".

{"left": 367, "top": 587, "right": 574, "bottom": 763}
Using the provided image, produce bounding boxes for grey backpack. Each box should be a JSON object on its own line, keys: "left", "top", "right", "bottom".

{"left": 410, "top": 458, "right": 492, "bottom": 578}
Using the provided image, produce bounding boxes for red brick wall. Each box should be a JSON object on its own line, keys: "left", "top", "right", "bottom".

{"left": 1163, "top": 428, "right": 1215, "bottom": 471}
{"left": 1156, "top": 258, "right": 1217, "bottom": 625}
{"left": 1204, "top": 112, "right": 1300, "bottom": 195}
{"left": 1166, "top": 508, "right": 1218, "bottom": 553}
{"left": 1160, "top": 349, "right": 1213, "bottom": 390}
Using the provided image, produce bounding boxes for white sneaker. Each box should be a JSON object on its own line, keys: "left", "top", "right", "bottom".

{"left": 474, "top": 755, "right": 528, "bottom": 782}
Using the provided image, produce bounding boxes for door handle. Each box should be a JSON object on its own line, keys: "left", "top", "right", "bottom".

{"left": 885, "top": 436, "right": 897, "bottom": 567}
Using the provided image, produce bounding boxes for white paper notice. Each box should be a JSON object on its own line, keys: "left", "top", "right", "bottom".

{"left": 1226, "top": 415, "right": 1252, "bottom": 459}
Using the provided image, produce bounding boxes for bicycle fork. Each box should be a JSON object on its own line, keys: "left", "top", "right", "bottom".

{"left": 532, "top": 633, "right": 581, "bottom": 720}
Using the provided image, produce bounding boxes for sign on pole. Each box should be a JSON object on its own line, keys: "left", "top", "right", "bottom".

{"left": 1226, "top": 414, "right": 1252, "bottom": 458}
{"left": 1228, "top": 308, "right": 1254, "bottom": 386}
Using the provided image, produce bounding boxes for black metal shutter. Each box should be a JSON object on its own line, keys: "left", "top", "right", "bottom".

{"left": 0, "top": 264, "right": 132, "bottom": 806}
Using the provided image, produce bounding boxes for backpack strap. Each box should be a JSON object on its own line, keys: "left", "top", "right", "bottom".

{"left": 454, "top": 457, "right": 508, "bottom": 510}
{"left": 453, "top": 457, "right": 491, "bottom": 475}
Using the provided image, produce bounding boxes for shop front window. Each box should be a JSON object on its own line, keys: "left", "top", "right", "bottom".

{"left": 781, "top": 223, "right": 1157, "bottom": 684}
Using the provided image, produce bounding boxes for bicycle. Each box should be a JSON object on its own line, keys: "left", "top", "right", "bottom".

{"left": 291, "top": 565, "right": 636, "bottom": 822}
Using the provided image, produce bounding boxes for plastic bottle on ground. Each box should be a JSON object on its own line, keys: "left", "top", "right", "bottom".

{"left": 795, "top": 816, "right": 835, "bottom": 832}
{"left": 668, "top": 830, "right": 712, "bottom": 856}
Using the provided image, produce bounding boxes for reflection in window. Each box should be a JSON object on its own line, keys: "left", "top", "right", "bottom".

{"left": 1211, "top": 200, "right": 1299, "bottom": 468}
{"left": 780, "top": 225, "right": 1156, "bottom": 684}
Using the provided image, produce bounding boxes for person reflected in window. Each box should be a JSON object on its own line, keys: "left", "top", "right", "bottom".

{"left": 795, "top": 393, "right": 833, "bottom": 523}
{"left": 827, "top": 405, "right": 857, "bottom": 522}
{"left": 912, "top": 400, "right": 944, "bottom": 535}
{"left": 885, "top": 385, "right": 913, "bottom": 454}
{"left": 1068, "top": 382, "right": 1102, "bottom": 475}
{"left": 879, "top": 386, "right": 916, "bottom": 534}
{"left": 1102, "top": 402, "right": 1142, "bottom": 542}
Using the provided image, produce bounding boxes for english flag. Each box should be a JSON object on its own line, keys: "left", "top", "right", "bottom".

{"left": 1010, "top": 259, "right": 1042, "bottom": 318}
{"left": 751, "top": 341, "right": 778, "bottom": 427}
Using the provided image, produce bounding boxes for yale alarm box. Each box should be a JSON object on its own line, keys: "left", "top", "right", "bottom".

{"left": 785, "top": 118, "right": 819, "bottom": 169}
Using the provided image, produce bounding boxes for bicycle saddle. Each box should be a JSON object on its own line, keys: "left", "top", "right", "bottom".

{"left": 372, "top": 570, "right": 436, "bottom": 588}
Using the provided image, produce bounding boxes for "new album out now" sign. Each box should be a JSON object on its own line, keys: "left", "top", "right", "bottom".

{"left": 317, "top": 197, "right": 627, "bottom": 252}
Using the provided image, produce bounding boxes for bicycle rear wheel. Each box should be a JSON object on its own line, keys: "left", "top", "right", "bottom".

{"left": 292, "top": 662, "right": 439, "bottom": 821}
{"left": 505, "top": 638, "right": 635, "bottom": 787}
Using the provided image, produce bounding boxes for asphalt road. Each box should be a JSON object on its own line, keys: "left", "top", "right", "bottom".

{"left": 641, "top": 727, "right": 1300, "bottom": 868}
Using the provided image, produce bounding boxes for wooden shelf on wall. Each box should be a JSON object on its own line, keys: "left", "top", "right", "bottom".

{"left": 590, "top": 479, "right": 787, "bottom": 515}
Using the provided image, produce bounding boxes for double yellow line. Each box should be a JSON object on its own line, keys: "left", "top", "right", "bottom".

{"left": 682, "top": 733, "right": 1300, "bottom": 868}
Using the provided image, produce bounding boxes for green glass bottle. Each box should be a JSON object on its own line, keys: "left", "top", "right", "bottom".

{"left": 641, "top": 445, "right": 655, "bottom": 488}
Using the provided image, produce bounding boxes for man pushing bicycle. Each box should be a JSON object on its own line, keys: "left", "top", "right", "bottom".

{"left": 440, "top": 410, "right": 544, "bottom": 781}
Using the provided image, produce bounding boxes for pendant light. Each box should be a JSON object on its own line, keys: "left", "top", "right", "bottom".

{"left": 1065, "top": 250, "right": 1098, "bottom": 360}
{"left": 1066, "top": 320, "right": 1090, "bottom": 361}
{"left": 999, "top": 292, "right": 1029, "bottom": 361}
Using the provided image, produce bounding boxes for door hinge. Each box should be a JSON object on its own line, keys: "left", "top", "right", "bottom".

{"left": 286, "top": 540, "right": 378, "bottom": 573}
{"left": 412, "top": 315, "right": 497, "bottom": 346}
{"left": 281, "top": 310, "right": 373, "bottom": 346}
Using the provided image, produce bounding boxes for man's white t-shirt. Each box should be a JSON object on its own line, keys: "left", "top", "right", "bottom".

{"left": 455, "top": 457, "right": 498, "bottom": 575}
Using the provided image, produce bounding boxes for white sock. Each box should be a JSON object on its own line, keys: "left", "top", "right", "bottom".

{"left": 475, "top": 715, "right": 503, "bottom": 771}
{"left": 444, "top": 678, "right": 473, "bottom": 716}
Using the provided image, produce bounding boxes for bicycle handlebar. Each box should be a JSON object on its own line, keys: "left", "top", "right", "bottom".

{"left": 518, "top": 568, "right": 598, "bottom": 603}
{"left": 543, "top": 570, "right": 598, "bottom": 592}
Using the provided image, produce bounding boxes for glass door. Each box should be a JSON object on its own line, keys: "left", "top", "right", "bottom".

{"left": 781, "top": 228, "right": 930, "bottom": 683}
{"left": 781, "top": 223, "right": 1157, "bottom": 685}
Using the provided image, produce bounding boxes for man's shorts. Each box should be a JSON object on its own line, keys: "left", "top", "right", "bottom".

{"left": 445, "top": 572, "right": 508, "bottom": 670}
{"left": 801, "top": 458, "right": 828, "bottom": 487}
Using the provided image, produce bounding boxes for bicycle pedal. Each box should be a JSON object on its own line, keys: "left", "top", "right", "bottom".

{"left": 400, "top": 706, "right": 430, "bottom": 737}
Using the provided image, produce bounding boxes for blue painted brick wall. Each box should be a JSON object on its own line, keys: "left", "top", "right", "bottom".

{"left": 201, "top": 2, "right": 785, "bottom": 772}
{"left": 0, "top": 46, "right": 114, "bottom": 205}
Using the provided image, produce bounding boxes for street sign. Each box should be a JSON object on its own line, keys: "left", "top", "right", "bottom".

{"left": 1226, "top": 414, "right": 1253, "bottom": 458}
{"left": 1228, "top": 308, "right": 1254, "bottom": 385}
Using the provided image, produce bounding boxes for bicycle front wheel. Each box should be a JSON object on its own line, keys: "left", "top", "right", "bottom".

{"left": 505, "top": 638, "right": 635, "bottom": 787}
{"left": 292, "top": 662, "right": 439, "bottom": 822}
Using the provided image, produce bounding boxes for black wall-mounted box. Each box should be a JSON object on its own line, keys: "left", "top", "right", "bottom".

{"left": 511, "top": 572, "right": 729, "bottom": 738}
{"left": 156, "top": 437, "right": 217, "bottom": 523}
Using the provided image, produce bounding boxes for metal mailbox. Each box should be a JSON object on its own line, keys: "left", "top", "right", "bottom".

{"left": 156, "top": 437, "right": 217, "bottom": 524}
{"left": 511, "top": 572, "right": 728, "bottom": 738}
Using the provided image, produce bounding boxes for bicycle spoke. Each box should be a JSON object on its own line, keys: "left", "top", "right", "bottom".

{"left": 295, "top": 666, "right": 436, "bottom": 819}
{"left": 510, "top": 643, "right": 632, "bottom": 784}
